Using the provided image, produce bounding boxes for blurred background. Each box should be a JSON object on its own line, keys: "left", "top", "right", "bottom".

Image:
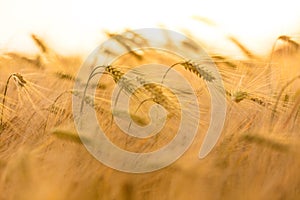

{"left": 0, "top": 0, "right": 300, "bottom": 56}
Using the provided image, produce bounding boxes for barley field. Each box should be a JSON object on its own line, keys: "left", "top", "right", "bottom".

{"left": 0, "top": 29, "right": 300, "bottom": 200}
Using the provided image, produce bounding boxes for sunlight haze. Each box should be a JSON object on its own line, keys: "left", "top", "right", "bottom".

{"left": 0, "top": 0, "right": 299, "bottom": 56}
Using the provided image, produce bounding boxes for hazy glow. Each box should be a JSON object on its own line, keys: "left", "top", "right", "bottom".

{"left": 0, "top": 0, "right": 300, "bottom": 55}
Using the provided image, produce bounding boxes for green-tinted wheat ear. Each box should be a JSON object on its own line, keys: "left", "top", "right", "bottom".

{"left": 225, "top": 89, "right": 268, "bottom": 106}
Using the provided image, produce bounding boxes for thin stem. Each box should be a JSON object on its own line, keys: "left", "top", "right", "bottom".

{"left": 1, "top": 74, "right": 13, "bottom": 125}
{"left": 80, "top": 65, "right": 107, "bottom": 113}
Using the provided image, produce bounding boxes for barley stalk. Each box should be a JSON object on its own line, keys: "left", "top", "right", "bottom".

{"left": 212, "top": 55, "right": 237, "bottom": 69}
{"left": 225, "top": 89, "right": 268, "bottom": 107}
{"left": 271, "top": 75, "right": 300, "bottom": 126}
{"left": 127, "top": 77, "right": 177, "bottom": 130}
{"left": 1, "top": 73, "right": 27, "bottom": 126}
{"left": 80, "top": 65, "right": 138, "bottom": 114}
{"left": 267, "top": 35, "right": 300, "bottom": 94}
{"left": 135, "top": 76, "right": 174, "bottom": 110}
{"left": 54, "top": 72, "right": 75, "bottom": 81}
{"left": 228, "top": 36, "right": 256, "bottom": 59}
{"left": 192, "top": 15, "right": 217, "bottom": 27}
{"left": 51, "top": 129, "right": 91, "bottom": 144}
{"left": 277, "top": 35, "right": 299, "bottom": 49}
{"left": 105, "top": 31, "right": 144, "bottom": 60}
{"left": 241, "top": 133, "right": 289, "bottom": 153}
{"left": 162, "top": 60, "right": 215, "bottom": 85}
{"left": 31, "top": 34, "right": 48, "bottom": 54}
{"left": 81, "top": 64, "right": 177, "bottom": 131}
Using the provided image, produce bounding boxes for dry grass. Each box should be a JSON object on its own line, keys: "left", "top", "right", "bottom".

{"left": 0, "top": 30, "right": 300, "bottom": 200}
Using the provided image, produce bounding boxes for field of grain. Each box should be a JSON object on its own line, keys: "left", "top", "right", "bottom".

{"left": 0, "top": 31, "right": 300, "bottom": 200}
